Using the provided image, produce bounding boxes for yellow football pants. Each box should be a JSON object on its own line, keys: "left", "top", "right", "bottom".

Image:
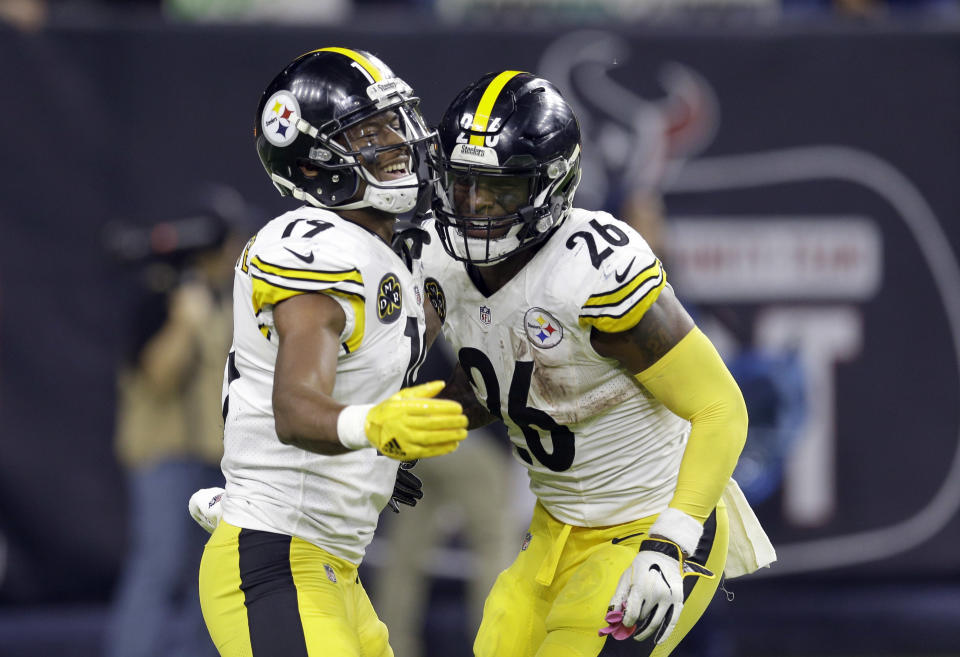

{"left": 199, "top": 521, "right": 392, "bottom": 657}
{"left": 474, "top": 502, "right": 728, "bottom": 657}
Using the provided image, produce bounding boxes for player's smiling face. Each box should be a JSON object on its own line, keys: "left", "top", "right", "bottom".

{"left": 343, "top": 110, "right": 412, "bottom": 182}
{"left": 452, "top": 174, "right": 529, "bottom": 237}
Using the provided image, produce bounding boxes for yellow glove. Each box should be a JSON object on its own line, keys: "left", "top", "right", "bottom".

{"left": 337, "top": 381, "right": 468, "bottom": 460}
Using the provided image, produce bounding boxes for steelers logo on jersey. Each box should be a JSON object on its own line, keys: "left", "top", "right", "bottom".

{"left": 524, "top": 307, "right": 563, "bottom": 349}
{"left": 424, "top": 277, "right": 446, "bottom": 325}
{"left": 377, "top": 273, "right": 403, "bottom": 323}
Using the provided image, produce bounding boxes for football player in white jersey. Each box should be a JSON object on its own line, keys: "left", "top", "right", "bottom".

{"left": 196, "top": 48, "right": 468, "bottom": 657}
{"left": 420, "top": 71, "right": 775, "bottom": 657}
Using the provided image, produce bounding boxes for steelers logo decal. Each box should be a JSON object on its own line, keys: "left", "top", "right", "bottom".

{"left": 377, "top": 273, "right": 403, "bottom": 323}
{"left": 424, "top": 277, "right": 446, "bottom": 325}
{"left": 261, "top": 90, "right": 301, "bottom": 147}
{"left": 524, "top": 307, "right": 563, "bottom": 349}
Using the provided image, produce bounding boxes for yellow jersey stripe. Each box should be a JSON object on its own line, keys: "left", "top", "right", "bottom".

{"left": 251, "top": 276, "right": 307, "bottom": 314}
{"left": 250, "top": 255, "right": 363, "bottom": 285}
{"left": 238, "top": 235, "right": 256, "bottom": 274}
{"left": 250, "top": 277, "right": 365, "bottom": 352}
{"left": 314, "top": 47, "right": 383, "bottom": 82}
{"left": 469, "top": 70, "right": 524, "bottom": 146}
{"left": 583, "top": 260, "right": 663, "bottom": 308}
{"left": 578, "top": 275, "right": 666, "bottom": 333}
{"left": 327, "top": 288, "right": 365, "bottom": 353}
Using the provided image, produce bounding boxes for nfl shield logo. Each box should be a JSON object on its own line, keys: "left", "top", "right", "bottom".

{"left": 479, "top": 305, "right": 492, "bottom": 325}
{"left": 324, "top": 564, "right": 337, "bottom": 583}
{"left": 520, "top": 532, "right": 533, "bottom": 551}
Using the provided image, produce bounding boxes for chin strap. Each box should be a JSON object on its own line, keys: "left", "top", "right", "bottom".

{"left": 271, "top": 174, "right": 325, "bottom": 209}
{"left": 392, "top": 221, "right": 432, "bottom": 270}
{"left": 359, "top": 170, "right": 419, "bottom": 213}
{"left": 271, "top": 171, "right": 418, "bottom": 214}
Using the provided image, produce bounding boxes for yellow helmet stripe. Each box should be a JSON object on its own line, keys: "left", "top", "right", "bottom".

{"left": 310, "top": 47, "right": 383, "bottom": 82}
{"left": 469, "top": 70, "right": 524, "bottom": 146}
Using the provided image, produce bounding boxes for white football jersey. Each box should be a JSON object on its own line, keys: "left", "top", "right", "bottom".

{"left": 220, "top": 206, "right": 426, "bottom": 564}
{"left": 422, "top": 209, "right": 690, "bottom": 527}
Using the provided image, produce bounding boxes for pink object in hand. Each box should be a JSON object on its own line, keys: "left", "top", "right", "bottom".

{"left": 598, "top": 609, "right": 636, "bottom": 640}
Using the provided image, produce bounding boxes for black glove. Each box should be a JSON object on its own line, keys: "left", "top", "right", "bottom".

{"left": 387, "top": 460, "right": 423, "bottom": 513}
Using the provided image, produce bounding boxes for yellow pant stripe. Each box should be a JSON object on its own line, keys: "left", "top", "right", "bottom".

{"left": 199, "top": 522, "right": 254, "bottom": 656}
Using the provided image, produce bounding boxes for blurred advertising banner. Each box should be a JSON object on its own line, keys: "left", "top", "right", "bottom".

{"left": 1, "top": 25, "right": 958, "bottom": 603}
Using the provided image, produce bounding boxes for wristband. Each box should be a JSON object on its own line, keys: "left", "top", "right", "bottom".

{"left": 650, "top": 507, "right": 703, "bottom": 557}
{"left": 639, "top": 538, "right": 714, "bottom": 578}
{"left": 639, "top": 538, "right": 683, "bottom": 561}
{"left": 337, "top": 404, "right": 374, "bottom": 450}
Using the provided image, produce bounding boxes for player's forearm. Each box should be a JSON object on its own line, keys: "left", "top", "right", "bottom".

{"left": 273, "top": 386, "right": 350, "bottom": 455}
{"left": 272, "top": 293, "right": 350, "bottom": 454}
{"left": 443, "top": 392, "right": 495, "bottom": 430}
{"left": 463, "top": 404, "right": 496, "bottom": 430}
{"left": 440, "top": 364, "right": 496, "bottom": 430}
{"left": 423, "top": 300, "right": 444, "bottom": 350}
{"left": 636, "top": 327, "right": 748, "bottom": 523}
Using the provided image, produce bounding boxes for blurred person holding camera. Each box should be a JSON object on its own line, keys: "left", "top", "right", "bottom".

{"left": 104, "top": 201, "right": 246, "bottom": 657}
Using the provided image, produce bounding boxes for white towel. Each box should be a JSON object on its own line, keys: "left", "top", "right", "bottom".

{"left": 721, "top": 478, "right": 777, "bottom": 578}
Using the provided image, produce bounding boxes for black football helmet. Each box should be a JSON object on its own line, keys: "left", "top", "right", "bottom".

{"left": 255, "top": 47, "right": 435, "bottom": 214}
{"left": 431, "top": 71, "right": 582, "bottom": 265}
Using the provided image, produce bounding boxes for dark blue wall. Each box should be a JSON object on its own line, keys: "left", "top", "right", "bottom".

{"left": 2, "top": 21, "right": 959, "bottom": 655}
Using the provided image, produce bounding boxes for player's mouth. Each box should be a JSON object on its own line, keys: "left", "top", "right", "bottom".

{"left": 379, "top": 158, "right": 410, "bottom": 181}
{"left": 460, "top": 219, "right": 509, "bottom": 239}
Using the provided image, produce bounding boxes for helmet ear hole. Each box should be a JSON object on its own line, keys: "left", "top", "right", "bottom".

{"left": 297, "top": 160, "right": 322, "bottom": 178}
{"left": 316, "top": 169, "right": 361, "bottom": 207}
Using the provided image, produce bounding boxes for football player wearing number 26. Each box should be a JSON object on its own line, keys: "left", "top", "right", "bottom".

{"left": 422, "top": 71, "right": 777, "bottom": 657}
{"left": 196, "top": 48, "right": 467, "bottom": 657}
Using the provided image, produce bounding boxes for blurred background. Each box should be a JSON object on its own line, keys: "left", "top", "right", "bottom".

{"left": 2, "top": 0, "right": 960, "bottom": 655}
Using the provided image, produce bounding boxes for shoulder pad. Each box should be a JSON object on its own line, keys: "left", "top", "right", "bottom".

{"left": 563, "top": 211, "right": 667, "bottom": 334}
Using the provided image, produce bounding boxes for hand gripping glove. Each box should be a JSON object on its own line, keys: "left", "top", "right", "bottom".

{"left": 337, "top": 380, "right": 468, "bottom": 460}
{"left": 600, "top": 510, "right": 714, "bottom": 644}
{"left": 188, "top": 487, "right": 225, "bottom": 534}
{"left": 387, "top": 460, "right": 423, "bottom": 513}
